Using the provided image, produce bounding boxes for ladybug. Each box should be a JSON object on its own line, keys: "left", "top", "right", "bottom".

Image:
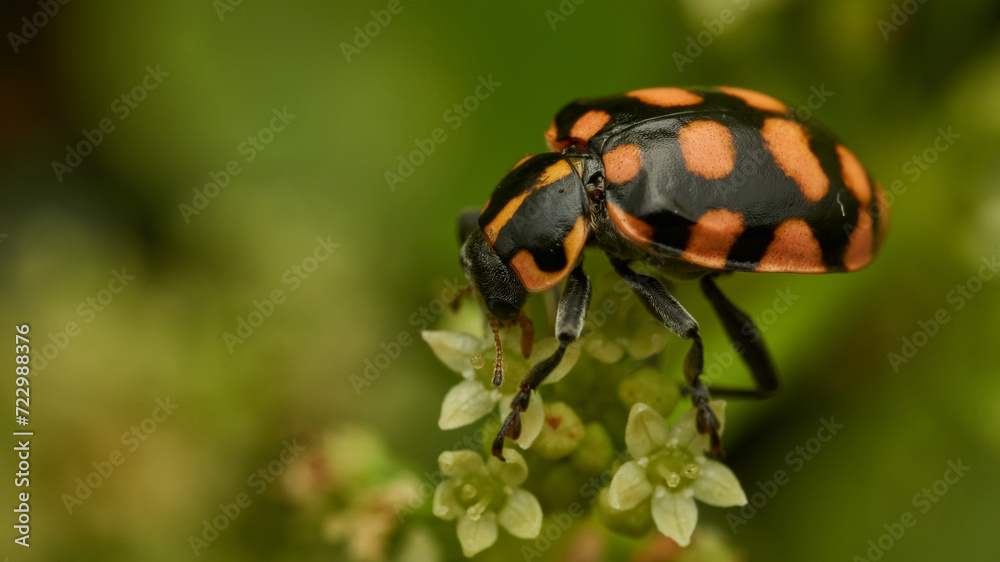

{"left": 457, "top": 87, "right": 889, "bottom": 460}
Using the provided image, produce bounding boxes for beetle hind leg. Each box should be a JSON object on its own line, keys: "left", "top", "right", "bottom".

{"left": 699, "top": 275, "right": 780, "bottom": 399}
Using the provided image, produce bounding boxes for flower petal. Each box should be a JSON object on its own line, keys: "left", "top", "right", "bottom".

{"left": 608, "top": 460, "right": 653, "bottom": 510}
{"left": 499, "top": 392, "right": 545, "bottom": 449}
{"left": 438, "top": 450, "right": 486, "bottom": 477}
{"left": 625, "top": 403, "right": 669, "bottom": 458}
{"left": 432, "top": 480, "right": 462, "bottom": 520}
{"left": 498, "top": 488, "right": 543, "bottom": 539}
{"left": 488, "top": 448, "right": 529, "bottom": 487}
{"left": 422, "top": 330, "right": 485, "bottom": 376}
{"left": 651, "top": 487, "right": 698, "bottom": 547}
{"left": 439, "top": 380, "right": 499, "bottom": 430}
{"left": 457, "top": 511, "right": 499, "bottom": 557}
{"left": 692, "top": 459, "right": 747, "bottom": 507}
{"left": 670, "top": 400, "right": 726, "bottom": 454}
{"left": 532, "top": 338, "right": 583, "bottom": 384}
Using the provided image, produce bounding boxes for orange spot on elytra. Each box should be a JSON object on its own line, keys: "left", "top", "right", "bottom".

{"left": 761, "top": 118, "right": 829, "bottom": 203}
{"left": 607, "top": 201, "right": 654, "bottom": 246}
{"left": 509, "top": 216, "right": 588, "bottom": 292}
{"left": 720, "top": 87, "right": 788, "bottom": 114}
{"left": 682, "top": 209, "right": 744, "bottom": 269}
{"left": 483, "top": 160, "right": 574, "bottom": 246}
{"left": 836, "top": 145, "right": 871, "bottom": 206}
{"left": 538, "top": 159, "right": 573, "bottom": 186}
{"left": 678, "top": 120, "right": 736, "bottom": 180}
{"left": 545, "top": 120, "right": 568, "bottom": 151}
{"left": 569, "top": 110, "right": 611, "bottom": 142}
{"left": 483, "top": 190, "right": 531, "bottom": 246}
{"left": 510, "top": 154, "right": 535, "bottom": 171}
{"left": 843, "top": 209, "right": 873, "bottom": 272}
{"left": 603, "top": 143, "right": 643, "bottom": 184}
{"left": 627, "top": 87, "right": 703, "bottom": 107}
{"left": 756, "top": 219, "right": 826, "bottom": 273}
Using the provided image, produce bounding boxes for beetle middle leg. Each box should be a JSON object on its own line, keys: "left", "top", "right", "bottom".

{"left": 611, "top": 259, "right": 723, "bottom": 454}
{"left": 492, "top": 263, "right": 591, "bottom": 460}
{"left": 699, "top": 275, "right": 780, "bottom": 399}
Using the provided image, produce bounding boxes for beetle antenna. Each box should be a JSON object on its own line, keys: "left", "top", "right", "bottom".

{"left": 490, "top": 318, "right": 504, "bottom": 387}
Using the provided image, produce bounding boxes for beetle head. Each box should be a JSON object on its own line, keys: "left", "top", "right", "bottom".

{"left": 460, "top": 228, "right": 528, "bottom": 322}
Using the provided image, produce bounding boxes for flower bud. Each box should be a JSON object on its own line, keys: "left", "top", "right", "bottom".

{"left": 531, "top": 402, "right": 585, "bottom": 460}
{"left": 617, "top": 367, "right": 680, "bottom": 416}
{"left": 570, "top": 422, "right": 614, "bottom": 475}
{"left": 585, "top": 334, "right": 624, "bottom": 363}
{"left": 596, "top": 487, "right": 654, "bottom": 538}
{"left": 626, "top": 322, "right": 668, "bottom": 359}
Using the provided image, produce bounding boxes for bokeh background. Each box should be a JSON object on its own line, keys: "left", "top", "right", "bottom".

{"left": 2, "top": 0, "right": 999, "bottom": 560}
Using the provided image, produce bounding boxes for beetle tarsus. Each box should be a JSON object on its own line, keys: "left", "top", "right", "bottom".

{"left": 492, "top": 405, "right": 523, "bottom": 460}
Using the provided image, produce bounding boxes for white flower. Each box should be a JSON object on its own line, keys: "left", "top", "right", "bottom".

{"left": 607, "top": 401, "right": 747, "bottom": 547}
{"left": 423, "top": 330, "right": 581, "bottom": 450}
{"left": 432, "top": 449, "right": 543, "bottom": 557}
{"left": 423, "top": 330, "right": 499, "bottom": 430}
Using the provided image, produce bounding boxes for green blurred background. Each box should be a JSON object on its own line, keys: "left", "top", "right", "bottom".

{"left": 1, "top": 0, "right": 999, "bottom": 560}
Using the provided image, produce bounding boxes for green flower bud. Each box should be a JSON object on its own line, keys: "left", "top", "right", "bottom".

{"left": 539, "top": 462, "right": 582, "bottom": 508}
{"left": 617, "top": 367, "right": 680, "bottom": 416}
{"left": 596, "top": 487, "right": 653, "bottom": 538}
{"left": 532, "top": 402, "right": 585, "bottom": 460}
{"left": 585, "top": 334, "right": 624, "bottom": 363}
{"left": 570, "top": 422, "right": 614, "bottom": 475}
{"left": 626, "top": 322, "right": 668, "bottom": 359}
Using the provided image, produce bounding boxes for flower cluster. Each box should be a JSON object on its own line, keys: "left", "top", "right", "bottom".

{"left": 423, "top": 329, "right": 582, "bottom": 449}
{"left": 423, "top": 287, "right": 750, "bottom": 557}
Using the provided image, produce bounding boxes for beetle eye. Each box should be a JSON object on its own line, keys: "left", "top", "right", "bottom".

{"left": 486, "top": 299, "right": 520, "bottom": 322}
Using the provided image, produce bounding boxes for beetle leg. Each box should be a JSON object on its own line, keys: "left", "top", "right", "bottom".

{"left": 492, "top": 264, "right": 591, "bottom": 460}
{"left": 611, "top": 259, "right": 723, "bottom": 454}
{"left": 699, "top": 275, "right": 780, "bottom": 398}
{"left": 449, "top": 286, "right": 473, "bottom": 312}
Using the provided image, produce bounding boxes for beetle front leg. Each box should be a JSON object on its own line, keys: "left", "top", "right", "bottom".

{"left": 492, "top": 264, "right": 591, "bottom": 460}
{"left": 700, "top": 275, "right": 780, "bottom": 398}
{"left": 611, "top": 259, "right": 722, "bottom": 454}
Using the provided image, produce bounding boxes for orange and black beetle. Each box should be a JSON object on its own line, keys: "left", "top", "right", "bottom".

{"left": 458, "top": 87, "right": 889, "bottom": 460}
